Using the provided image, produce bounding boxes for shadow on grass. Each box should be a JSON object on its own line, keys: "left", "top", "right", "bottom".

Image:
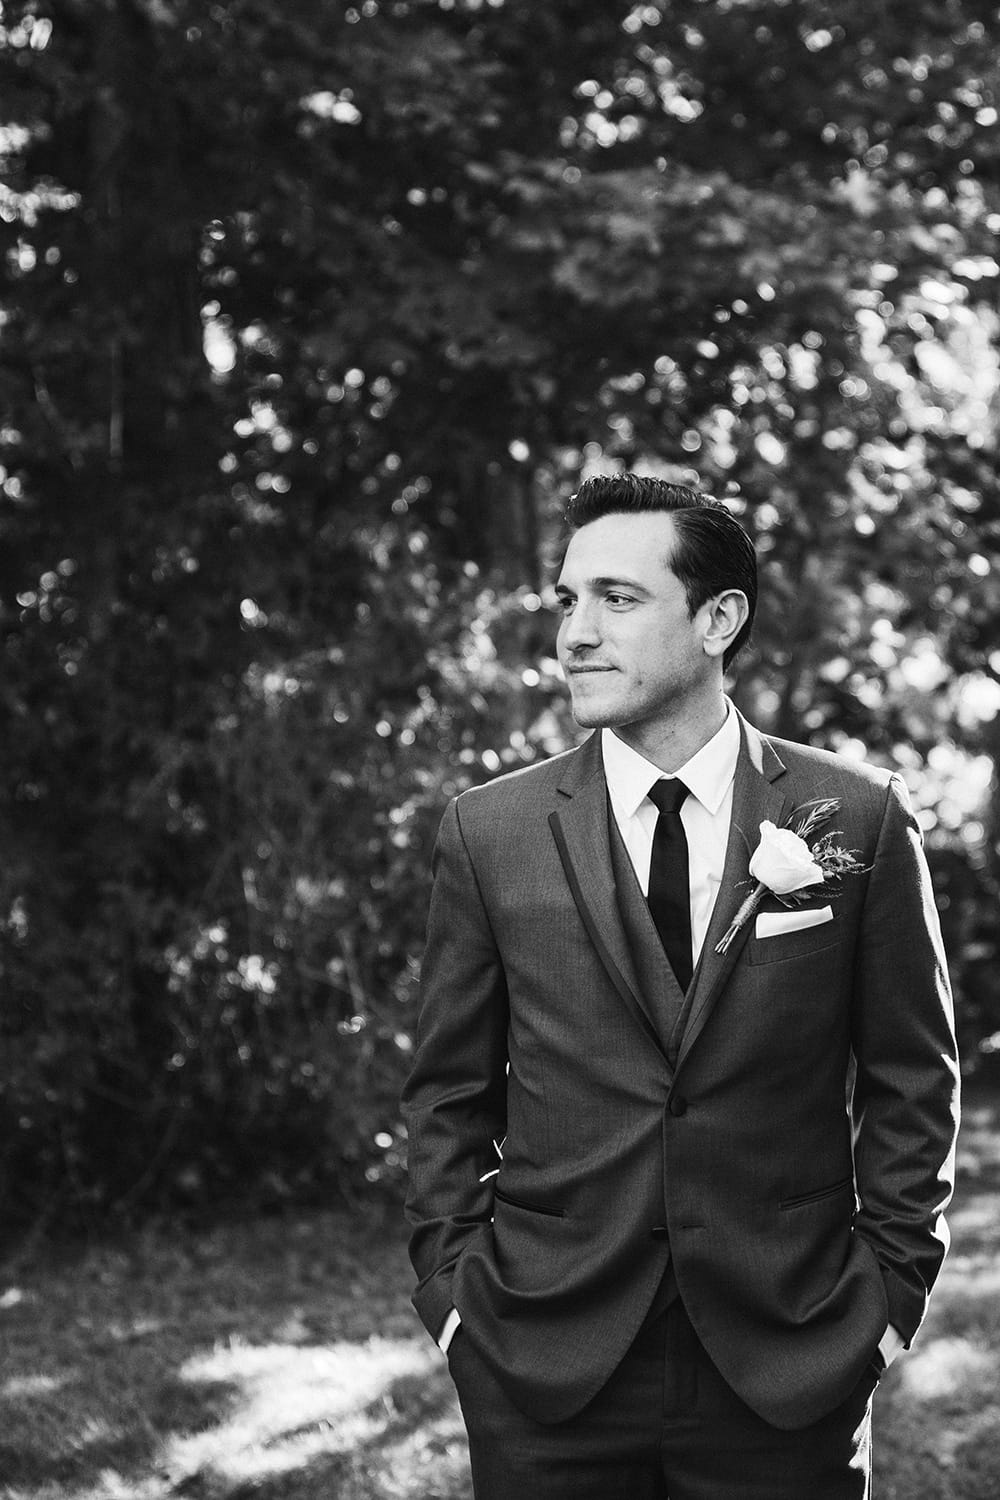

{"left": 2, "top": 1085, "right": 998, "bottom": 1500}
{"left": 0, "top": 1371, "right": 240, "bottom": 1490}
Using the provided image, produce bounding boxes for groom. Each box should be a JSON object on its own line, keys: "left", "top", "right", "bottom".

{"left": 403, "top": 475, "right": 959, "bottom": 1498}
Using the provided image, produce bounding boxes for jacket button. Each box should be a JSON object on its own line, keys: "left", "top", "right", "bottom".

{"left": 669, "top": 1095, "right": 688, "bottom": 1117}
{"left": 651, "top": 1225, "right": 670, "bottom": 1240}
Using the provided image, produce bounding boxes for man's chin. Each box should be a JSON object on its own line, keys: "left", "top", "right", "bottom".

{"left": 568, "top": 698, "right": 621, "bottom": 729}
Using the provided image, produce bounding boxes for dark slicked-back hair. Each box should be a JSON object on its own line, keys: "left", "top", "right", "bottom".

{"left": 564, "top": 474, "right": 757, "bottom": 670}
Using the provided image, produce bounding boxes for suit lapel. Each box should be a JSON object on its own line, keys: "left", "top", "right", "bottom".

{"left": 673, "top": 717, "right": 791, "bottom": 1072}
{"left": 549, "top": 734, "right": 669, "bottom": 1057}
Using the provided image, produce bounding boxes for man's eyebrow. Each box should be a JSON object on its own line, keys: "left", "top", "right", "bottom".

{"left": 555, "top": 575, "right": 651, "bottom": 595}
{"left": 593, "top": 575, "right": 649, "bottom": 593}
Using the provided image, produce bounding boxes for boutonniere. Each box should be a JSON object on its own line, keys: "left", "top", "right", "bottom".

{"left": 715, "top": 798, "right": 867, "bottom": 955}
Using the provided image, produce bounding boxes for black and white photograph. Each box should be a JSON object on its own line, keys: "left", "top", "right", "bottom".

{"left": 0, "top": 3, "right": 997, "bottom": 1497}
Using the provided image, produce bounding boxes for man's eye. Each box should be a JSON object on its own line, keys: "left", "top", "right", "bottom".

{"left": 606, "top": 593, "right": 635, "bottom": 607}
{"left": 555, "top": 596, "right": 574, "bottom": 612}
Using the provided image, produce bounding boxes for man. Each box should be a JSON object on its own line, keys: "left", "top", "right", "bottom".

{"left": 403, "top": 475, "right": 959, "bottom": 1499}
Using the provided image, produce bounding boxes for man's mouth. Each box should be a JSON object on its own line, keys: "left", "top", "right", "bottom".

{"left": 567, "top": 664, "right": 615, "bottom": 674}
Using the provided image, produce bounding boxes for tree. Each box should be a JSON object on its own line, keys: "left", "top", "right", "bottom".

{"left": 0, "top": 0, "right": 997, "bottom": 1224}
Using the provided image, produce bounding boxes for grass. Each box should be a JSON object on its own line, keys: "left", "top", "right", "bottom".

{"left": 874, "top": 1083, "right": 1000, "bottom": 1500}
{"left": 0, "top": 1207, "right": 466, "bottom": 1500}
{"left": 1, "top": 1081, "right": 998, "bottom": 1500}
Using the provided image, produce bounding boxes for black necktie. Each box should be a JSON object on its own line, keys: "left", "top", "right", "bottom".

{"left": 647, "top": 778, "right": 693, "bottom": 992}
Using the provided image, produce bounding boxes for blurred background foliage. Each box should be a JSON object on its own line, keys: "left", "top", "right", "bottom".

{"left": 1, "top": 0, "right": 999, "bottom": 1230}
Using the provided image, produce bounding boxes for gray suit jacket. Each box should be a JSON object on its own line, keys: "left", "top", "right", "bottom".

{"left": 403, "top": 715, "right": 959, "bottom": 1428}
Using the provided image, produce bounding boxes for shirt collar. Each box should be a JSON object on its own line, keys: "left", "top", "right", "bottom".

{"left": 601, "top": 701, "right": 740, "bottom": 818}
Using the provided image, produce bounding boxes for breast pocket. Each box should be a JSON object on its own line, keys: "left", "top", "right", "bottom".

{"left": 746, "top": 923, "right": 842, "bottom": 967}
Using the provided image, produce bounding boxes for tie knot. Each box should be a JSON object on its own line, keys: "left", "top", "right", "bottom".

{"left": 648, "top": 778, "right": 689, "bottom": 816}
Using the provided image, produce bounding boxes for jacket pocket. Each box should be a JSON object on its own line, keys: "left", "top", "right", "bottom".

{"left": 779, "top": 1175, "right": 854, "bottom": 1211}
{"left": 746, "top": 926, "right": 841, "bottom": 966}
{"left": 494, "top": 1185, "right": 566, "bottom": 1218}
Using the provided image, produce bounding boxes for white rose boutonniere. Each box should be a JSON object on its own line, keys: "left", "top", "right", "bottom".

{"left": 715, "top": 798, "right": 867, "bottom": 955}
{"left": 748, "top": 822, "right": 827, "bottom": 896}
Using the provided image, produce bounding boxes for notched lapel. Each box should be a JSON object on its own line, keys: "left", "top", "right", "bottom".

{"left": 548, "top": 737, "right": 666, "bottom": 1056}
{"left": 674, "top": 722, "right": 791, "bottom": 1071}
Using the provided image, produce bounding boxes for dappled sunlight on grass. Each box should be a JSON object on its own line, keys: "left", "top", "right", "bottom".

{"left": 896, "top": 1334, "right": 996, "bottom": 1402}
{"left": 1, "top": 1373, "right": 71, "bottom": 1399}
{"left": 949, "top": 1190, "right": 1000, "bottom": 1228}
{"left": 0, "top": 1209, "right": 471, "bottom": 1500}
{"left": 162, "top": 1336, "right": 440, "bottom": 1487}
{"left": 934, "top": 1254, "right": 1000, "bottom": 1309}
{"left": 953, "top": 1099, "right": 1000, "bottom": 1183}
{"left": 871, "top": 1081, "right": 1000, "bottom": 1500}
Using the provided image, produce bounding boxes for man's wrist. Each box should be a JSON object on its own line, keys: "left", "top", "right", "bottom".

{"left": 437, "top": 1306, "right": 462, "bottom": 1353}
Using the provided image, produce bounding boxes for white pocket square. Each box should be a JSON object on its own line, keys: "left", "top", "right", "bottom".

{"left": 755, "top": 905, "right": 834, "bottom": 940}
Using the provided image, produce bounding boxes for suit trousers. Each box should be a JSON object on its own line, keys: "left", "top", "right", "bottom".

{"left": 447, "top": 1298, "right": 877, "bottom": 1500}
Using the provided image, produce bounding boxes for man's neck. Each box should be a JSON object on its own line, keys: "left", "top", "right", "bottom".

{"left": 610, "top": 692, "right": 729, "bottom": 775}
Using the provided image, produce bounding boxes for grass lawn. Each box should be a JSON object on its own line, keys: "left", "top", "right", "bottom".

{"left": 1, "top": 1082, "right": 997, "bottom": 1500}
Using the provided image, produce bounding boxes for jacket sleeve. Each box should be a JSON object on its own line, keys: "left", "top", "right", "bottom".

{"left": 401, "top": 796, "right": 508, "bottom": 1341}
{"left": 850, "top": 772, "right": 960, "bottom": 1343}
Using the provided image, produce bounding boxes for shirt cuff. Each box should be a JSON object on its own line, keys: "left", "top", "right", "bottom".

{"left": 878, "top": 1323, "right": 906, "bottom": 1368}
{"left": 437, "top": 1306, "right": 462, "bottom": 1354}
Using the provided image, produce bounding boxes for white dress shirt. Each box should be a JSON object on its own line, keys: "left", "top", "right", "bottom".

{"left": 601, "top": 704, "right": 740, "bottom": 966}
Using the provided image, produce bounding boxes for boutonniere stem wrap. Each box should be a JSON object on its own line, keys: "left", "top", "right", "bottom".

{"left": 714, "top": 798, "right": 866, "bottom": 955}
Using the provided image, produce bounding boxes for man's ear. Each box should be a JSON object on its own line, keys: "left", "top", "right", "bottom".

{"left": 702, "top": 590, "right": 749, "bottom": 659}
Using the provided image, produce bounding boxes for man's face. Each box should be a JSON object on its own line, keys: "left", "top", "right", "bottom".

{"left": 555, "top": 510, "right": 716, "bottom": 734}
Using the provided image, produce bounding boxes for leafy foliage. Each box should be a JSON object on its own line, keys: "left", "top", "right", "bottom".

{"left": 0, "top": 0, "right": 998, "bottom": 1224}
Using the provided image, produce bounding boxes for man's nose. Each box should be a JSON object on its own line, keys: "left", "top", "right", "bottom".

{"left": 560, "top": 599, "right": 600, "bottom": 652}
